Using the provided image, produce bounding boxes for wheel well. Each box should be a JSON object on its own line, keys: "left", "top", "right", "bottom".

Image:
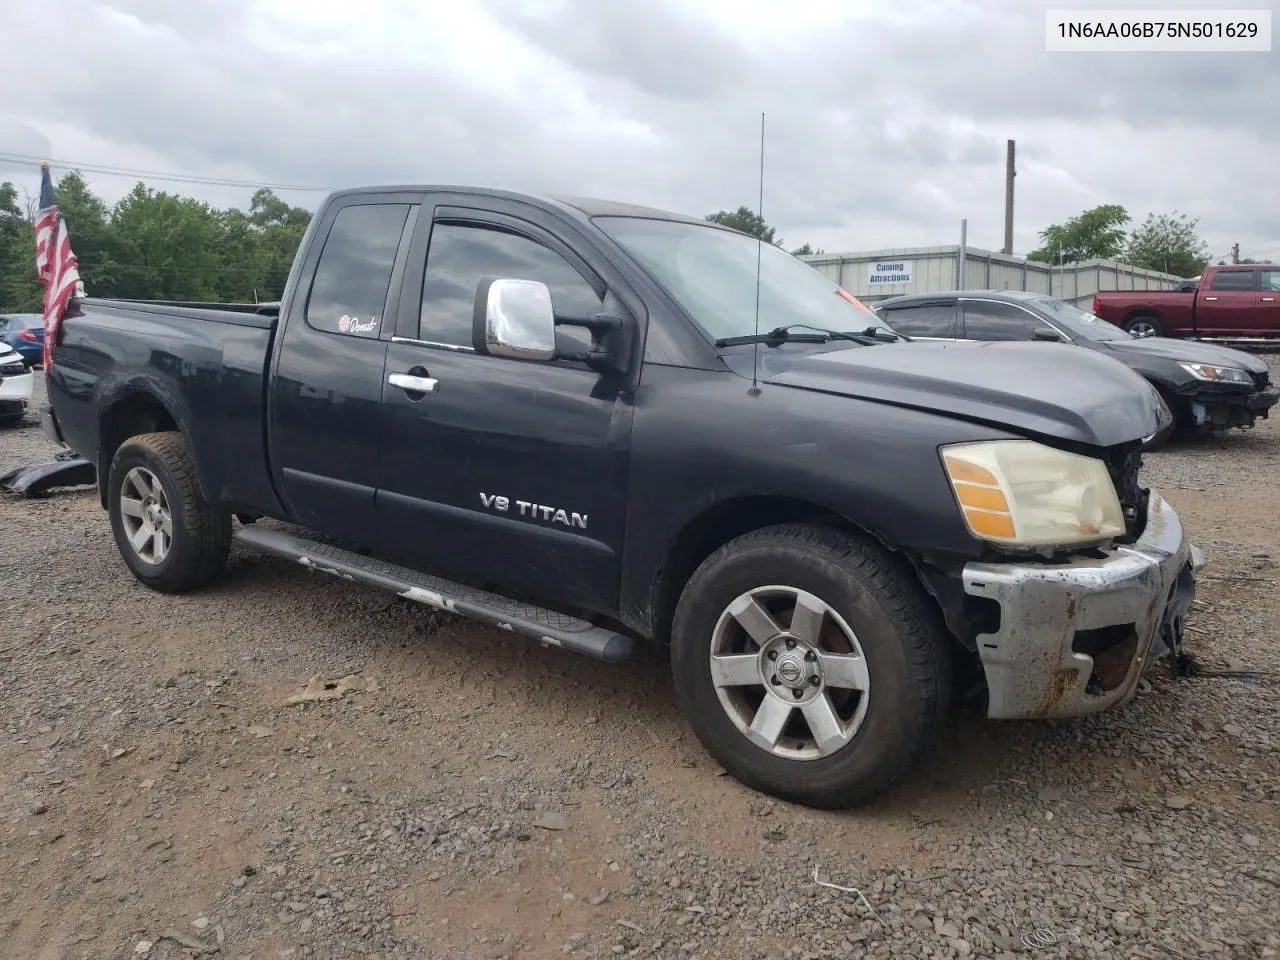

{"left": 97, "top": 393, "right": 179, "bottom": 507}
{"left": 650, "top": 496, "right": 888, "bottom": 647}
{"left": 1125, "top": 309, "right": 1159, "bottom": 325}
{"left": 1146, "top": 378, "right": 1181, "bottom": 413}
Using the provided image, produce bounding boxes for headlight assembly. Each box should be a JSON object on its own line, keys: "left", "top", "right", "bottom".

{"left": 1178, "top": 362, "right": 1252, "bottom": 384}
{"left": 940, "top": 440, "right": 1125, "bottom": 550}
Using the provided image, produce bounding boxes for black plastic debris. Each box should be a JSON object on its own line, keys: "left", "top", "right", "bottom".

{"left": 0, "top": 451, "right": 96, "bottom": 498}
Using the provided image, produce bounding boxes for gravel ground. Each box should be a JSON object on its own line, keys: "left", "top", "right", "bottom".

{"left": 3, "top": 365, "right": 1279, "bottom": 960}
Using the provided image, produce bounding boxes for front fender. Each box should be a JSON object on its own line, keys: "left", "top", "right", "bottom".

{"left": 617, "top": 366, "right": 1018, "bottom": 637}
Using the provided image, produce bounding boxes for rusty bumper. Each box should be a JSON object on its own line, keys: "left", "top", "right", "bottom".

{"left": 961, "top": 492, "right": 1201, "bottom": 720}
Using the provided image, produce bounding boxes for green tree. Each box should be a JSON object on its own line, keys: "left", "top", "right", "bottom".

{"left": 0, "top": 181, "right": 41, "bottom": 311}
{"left": 0, "top": 171, "right": 316, "bottom": 312}
{"left": 1123, "top": 211, "right": 1211, "bottom": 277}
{"left": 47, "top": 170, "right": 126, "bottom": 296}
{"left": 213, "top": 207, "right": 268, "bottom": 302}
{"left": 790, "top": 242, "right": 824, "bottom": 257}
{"left": 707, "top": 206, "right": 781, "bottom": 246}
{"left": 109, "top": 184, "right": 224, "bottom": 300}
{"left": 249, "top": 189, "right": 311, "bottom": 299}
{"left": 1027, "top": 204, "right": 1130, "bottom": 263}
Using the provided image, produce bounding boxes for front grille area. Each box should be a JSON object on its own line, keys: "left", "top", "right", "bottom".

{"left": 1255, "top": 369, "right": 1271, "bottom": 390}
{"left": 0, "top": 359, "right": 25, "bottom": 377}
{"left": 1105, "top": 442, "right": 1148, "bottom": 543}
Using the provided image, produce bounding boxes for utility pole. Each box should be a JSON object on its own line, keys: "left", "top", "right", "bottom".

{"left": 1230, "top": 242, "right": 1240, "bottom": 264}
{"left": 1002, "top": 139, "right": 1015, "bottom": 256}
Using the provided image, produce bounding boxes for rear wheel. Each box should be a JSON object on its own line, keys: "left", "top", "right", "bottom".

{"left": 1124, "top": 313, "right": 1163, "bottom": 338}
{"left": 669, "top": 524, "right": 951, "bottom": 809}
{"left": 107, "top": 431, "right": 230, "bottom": 592}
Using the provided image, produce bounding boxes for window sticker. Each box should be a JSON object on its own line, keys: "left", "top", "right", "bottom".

{"left": 338, "top": 314, "right": 379, "bottom": 335}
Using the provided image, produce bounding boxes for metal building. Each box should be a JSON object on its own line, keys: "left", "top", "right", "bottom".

{"left": 801, "top": 245, "right": 1182, "bottom": 308}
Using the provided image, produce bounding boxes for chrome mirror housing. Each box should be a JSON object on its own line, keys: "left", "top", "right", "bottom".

{"left": 474, "top": 278, "right": 557, "bottom": 361}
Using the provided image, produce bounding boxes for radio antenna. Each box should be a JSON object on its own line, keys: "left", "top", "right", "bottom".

{"left": 750, "top": 111, "right": 765, "bottom": 394}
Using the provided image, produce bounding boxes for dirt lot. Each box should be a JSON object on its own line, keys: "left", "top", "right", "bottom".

{"left": 3, "top": 369, "right": 1279, "bottom": 960}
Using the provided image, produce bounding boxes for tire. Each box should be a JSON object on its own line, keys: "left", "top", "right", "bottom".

{"left": 107, "top": 431, "right": 231, "bottom": 592}
{"left": 1123, "top": 313, "right": 1163, "bottom": 338}
{"left": 670, "top": 523, "right": 952, "bottom": 809}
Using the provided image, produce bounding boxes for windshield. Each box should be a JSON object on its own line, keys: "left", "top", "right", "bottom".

{"left": 593, "top": 216, "right": 898, "bottom": 343}
{"left": 1025, "top": 295, "right": 1134, "bottom": 342}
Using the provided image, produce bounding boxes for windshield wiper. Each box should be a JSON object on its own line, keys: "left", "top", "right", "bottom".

{"left": 782, "top": 322, "right": 895, "bottom": 345}
{"left": 715, "top": 326, "right": 830, "bottom": 347}
{"left": 715, "top": 323, "right": 881, "bottom": 348}
{"left": 854, "top": 325, "right": 904, "bottom": 343}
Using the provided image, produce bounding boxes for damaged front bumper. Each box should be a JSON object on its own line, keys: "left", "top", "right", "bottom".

{"left": 1185, "top": 384, "right": 1279, "bottom": 430}
{"left": 961, "top": 491, "right": 1203, "bottom": 720}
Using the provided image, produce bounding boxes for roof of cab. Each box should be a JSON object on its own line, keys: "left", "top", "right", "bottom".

{"left": 877, "top": 290, "right": 1052, "bottom": 306}
{"left": 322, "top": 185, "right": 713, "bottom": 228}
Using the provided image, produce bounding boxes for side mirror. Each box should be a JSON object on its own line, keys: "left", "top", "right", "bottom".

{"left": 1032, "top": 328, "right": 1064, "bottom": 342}
{"left": 473, "top": 277, "right": 638, "bottom": 376}
{"left": 473, "top": 278, "right": 557, "bottom": 361}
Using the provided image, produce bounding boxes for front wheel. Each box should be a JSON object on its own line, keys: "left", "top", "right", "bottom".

{"left": 670, "top": 524, "right": 951, "bottom": 809}
{"left": 107, "top": 431, "right": 231, "bottom": 592}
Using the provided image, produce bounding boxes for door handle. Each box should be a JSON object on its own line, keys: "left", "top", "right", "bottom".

{"left": 1203, "top": 296, "right": 1218, "bottom": 301}
{"left": 1263, "top": 297, "right": 1276, "bottom": 302}
{"left": 388, "top": 372, "right": 438, "bottom": 395}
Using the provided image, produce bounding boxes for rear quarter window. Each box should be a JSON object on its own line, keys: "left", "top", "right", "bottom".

{"left": 1207, "top": 269, "right": 1256, "bottom": 292}
{"left": 305, "top": 203, "right": 412, "bottom": 338}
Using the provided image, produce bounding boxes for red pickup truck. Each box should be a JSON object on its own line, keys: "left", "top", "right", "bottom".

{"left": 1092, "top": 263, "right": 1280, "bottom": 339}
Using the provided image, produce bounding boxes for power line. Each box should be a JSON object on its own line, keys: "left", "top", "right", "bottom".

{"left": 1243, "top": 246, "right": 1280, "bottom": 260}
{"left": 0, "top": 151, "right": 335, "bottom": 193}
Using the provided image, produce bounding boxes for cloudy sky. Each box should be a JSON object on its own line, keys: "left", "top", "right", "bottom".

{"left": 1, "top": 0, "right": 1276, "bottom": 261}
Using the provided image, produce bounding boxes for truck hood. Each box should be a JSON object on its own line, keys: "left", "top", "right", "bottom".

{"left": 1098, "top": 336, "right": 1270, "bottom": 375}
{"left": 766, "top": 340, "right": 1167, "bottom": 447}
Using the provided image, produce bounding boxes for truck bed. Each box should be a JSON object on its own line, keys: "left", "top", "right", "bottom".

{"left": 91, "top": 298, "right": 281, "bottom": 319}
{"left": 51, "top": 298, "right": 284, "bottom": 517}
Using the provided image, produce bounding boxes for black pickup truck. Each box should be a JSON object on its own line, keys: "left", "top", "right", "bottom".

{"left": 43, "top": 185, "right": 1202, "bottom": 809}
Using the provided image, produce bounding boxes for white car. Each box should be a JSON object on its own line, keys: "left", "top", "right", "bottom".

{"left": 0, "top": 343, "right": 33, "bottom": 426}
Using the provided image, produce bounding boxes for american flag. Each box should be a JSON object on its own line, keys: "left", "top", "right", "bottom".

{"left": 34, "top": 162, "right": 85, "bottom": 369}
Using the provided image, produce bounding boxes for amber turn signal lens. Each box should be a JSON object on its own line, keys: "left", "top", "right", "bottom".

{"left": 942, "top": 455, "right": 999, "bottom": 487}
{"left": 963, "top": 509, "right": 1017, "bottom": 539}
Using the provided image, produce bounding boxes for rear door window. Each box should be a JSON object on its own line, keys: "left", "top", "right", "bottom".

{"left": 877, "top": 302, "right": 955, "bottom": 338}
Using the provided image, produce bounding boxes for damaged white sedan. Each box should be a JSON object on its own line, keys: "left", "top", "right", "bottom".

{"left": 0, "top": 343, "right": 33, "bottom": 426}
